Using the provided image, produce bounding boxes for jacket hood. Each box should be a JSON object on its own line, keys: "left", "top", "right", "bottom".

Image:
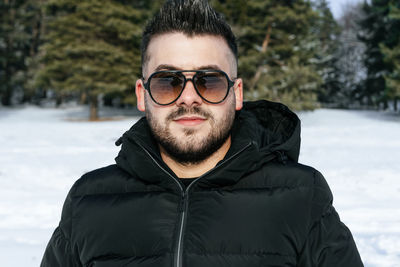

{"left": 229, "top": 100, "right": 300, "bottom": 162}
{"left": 115, "top": 100, "right": 300, "bottom": 187}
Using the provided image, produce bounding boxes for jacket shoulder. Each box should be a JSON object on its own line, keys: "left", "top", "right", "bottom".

{"left": 286, "top": 162, "right": 333, "bottom": 204}
{"left": 280, "top": 162, "right": 333, "bottom": 217}
{"left": 244, "top": 161, "right": 334, "bottom": 224}
{"left": 254, "top": 161, "right": 333, "bottom": 199}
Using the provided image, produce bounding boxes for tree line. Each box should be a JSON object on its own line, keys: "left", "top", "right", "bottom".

{"left": 1, "top": 0, "right": 399, "bottom": 119}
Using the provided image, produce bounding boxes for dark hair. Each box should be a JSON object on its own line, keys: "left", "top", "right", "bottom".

{"left": 141, "top": 0, "right": 238, "bottom": 69}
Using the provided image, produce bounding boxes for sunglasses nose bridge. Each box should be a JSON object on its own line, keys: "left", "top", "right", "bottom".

{"left": 179, "top": 72, "right": 199, "bottom": 94}
{"left": 175, "top": 71, "right": 195, "bottom": 91}
{"left": 184, "top": 77, "right": 195, "bottom": 88}
{"left": 175, "top": 75, "right": 203, "bottom": 106}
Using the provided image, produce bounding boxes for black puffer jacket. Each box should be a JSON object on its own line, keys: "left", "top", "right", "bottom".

{"left": 41, "top": 100, "right": 363, "bottom": 267}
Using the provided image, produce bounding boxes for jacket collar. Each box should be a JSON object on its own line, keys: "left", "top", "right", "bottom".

{"left": 115, "top": 100, "right": 300, "bottom": 188}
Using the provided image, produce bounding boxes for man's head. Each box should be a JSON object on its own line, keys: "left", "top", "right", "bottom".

{"left": 135, "top": 0, "right": 243, "bottom": 166}
{"left": 141, "top": 0, "right": 238, "bottom": 75}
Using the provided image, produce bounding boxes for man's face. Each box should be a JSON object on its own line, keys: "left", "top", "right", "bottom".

{"left": 136, "top": 33, "right": 243, "bottom": 164}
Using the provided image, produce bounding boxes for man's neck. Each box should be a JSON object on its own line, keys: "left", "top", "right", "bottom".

{"left": 160, "top": 137, "right": 231, "bottom": 178}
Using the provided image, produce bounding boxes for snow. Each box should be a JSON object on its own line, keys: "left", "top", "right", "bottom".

{"left": 299, "top": 109, "right": 400, "bottom": 267}
{"left": 0, "top": 106, "right": 399, "bottom": 266}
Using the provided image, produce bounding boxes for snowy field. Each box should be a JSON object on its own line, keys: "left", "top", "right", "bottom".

{"left": 0, "top": 105, "right": 399, "bottom": 267}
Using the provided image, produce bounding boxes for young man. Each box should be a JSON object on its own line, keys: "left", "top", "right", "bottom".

{"left": 41, "top": 0, "right": 364, "bottom": 266}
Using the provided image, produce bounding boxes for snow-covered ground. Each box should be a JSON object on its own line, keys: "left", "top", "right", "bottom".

{"left": 0, "top": 106, "right": 399, "bottom": 266}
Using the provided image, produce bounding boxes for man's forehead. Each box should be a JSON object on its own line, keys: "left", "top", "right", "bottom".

{"left": 153, "top": 64, "right": 224, "bottom": 72}
{"left": 144, "top": 32, "right": 236, "bottom": 76}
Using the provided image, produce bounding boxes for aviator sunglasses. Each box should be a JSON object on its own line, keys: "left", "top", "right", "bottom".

{"left": 142, "top": 69, "right": 236, "bottom": 105}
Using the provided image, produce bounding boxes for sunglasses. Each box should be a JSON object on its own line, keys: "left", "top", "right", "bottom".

{"left": 142, "top": 69, "right": 236, "bottom": 105}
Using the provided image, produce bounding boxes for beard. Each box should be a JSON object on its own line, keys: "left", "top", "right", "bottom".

{"left": 145, "top": 98, "right": 236, "bottom": 165}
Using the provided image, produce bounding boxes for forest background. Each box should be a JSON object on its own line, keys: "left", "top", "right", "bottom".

{"left": 1, "top": 0, "right": 400, "bottom": 120}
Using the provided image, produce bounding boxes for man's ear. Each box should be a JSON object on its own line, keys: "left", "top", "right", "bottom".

{"left": 234, "top": 78, "right": 243, "bottom": 111}
{"left": 135, "top": 79, "right": 146, "bottom": 112}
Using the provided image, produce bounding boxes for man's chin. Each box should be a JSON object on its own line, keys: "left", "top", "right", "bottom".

{"left": 162, "top": 147, "right": 211, "bottom": 165}
{"left": 159, "top": 137, "right": 216, "bottom": 164}
{"left": 168, "top": 139, "right": 207, "bottom": 154}
{"left": 159, "top": 132, "right": 231, "bottom": 165}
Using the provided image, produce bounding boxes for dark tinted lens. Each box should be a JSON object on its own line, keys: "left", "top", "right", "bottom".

{"left": 149, "top": 72, "right": 184, "bottom": 104}
{"left": 195, "top": 72, "right": 228, "bottom": 103}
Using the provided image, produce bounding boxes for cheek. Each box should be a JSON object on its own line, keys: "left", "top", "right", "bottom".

{"left": 209, "top": 107, "right": 231, "bottom": 123}
{"left": 216, "top": 94, "right": 236, "bottom": 118}
{"left": 145, "top": 101, "right": 171, "bottom": 125}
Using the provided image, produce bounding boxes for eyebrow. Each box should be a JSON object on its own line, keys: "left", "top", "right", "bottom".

{"left": 154, "top": 64, "right": 223, "bottom": 72}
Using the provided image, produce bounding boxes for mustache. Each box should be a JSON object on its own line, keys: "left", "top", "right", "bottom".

{"left": 166, "top": 106, "right": 212, "bottom": 121}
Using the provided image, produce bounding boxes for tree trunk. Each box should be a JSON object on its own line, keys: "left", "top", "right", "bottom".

{"left": 367, "top": 95, "right": 373, "bottom": 107}
{"left": 250, "top": 24, "right": 272, "bottom": 91}
{"left": 394, "top": 97, "right": 398, "bottom": 112}
{"left": 80, "top": 92, "right": 87, "bottom": 104}
{"left": 261, "top": 24, "right": 272, "bottom": 53}
{"left": 56, "top": 93, "right": 63, "bottom": 107}
{"left": 383, "top": 99, "right": 388, "bottom": 110}
{"left": 89, "top": 94, "right": 99, "bottom": 121}
{"left": 1, "top": 85, "right": 12, "bottom": 106}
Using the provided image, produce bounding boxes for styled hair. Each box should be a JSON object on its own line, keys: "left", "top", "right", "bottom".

{"left": 141, "top": 0, "right": 238, "bottom": 70}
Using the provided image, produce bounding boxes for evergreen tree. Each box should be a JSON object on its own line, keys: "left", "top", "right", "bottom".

{"left": 0, "top": 0, "right": 39, "bottom": 105}
{"left": 358, "top": 0, "right": 399, "bottom": 108}
{"left": 213, "top": 0, "right": 322, "bottom": 110}
{"left": 23, "top": 0, "right": 47, "bottom": 104}
{"left": 35, "top": 0, "right": 148, "bottom": 119}
{"left": 311, "top": 0, "right": 342, "bottom": 106}
{"left": 335, "top": 2, "right": 367, "bottom": 107}
{"left": 380, "top": 0, "right": 400, "bottom": 111}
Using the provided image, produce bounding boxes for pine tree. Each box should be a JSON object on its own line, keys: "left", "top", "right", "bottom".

{"left": 22, "top": 0, "right": 47, "bottom": 104}
{"left": 380, "top": 0, "right": 400, "bottom": 111}
{"left": 35, "top": 0, "right": 148, "bottom": 120}
{"left": 358, "top": 0, "right": 398, "bottom": 108}
{"left": 0, "top": 0, "right": 38, "bottom": 106}
{"left": 335, "top": 2, "right": 367, "bottom": 107}
{"left": 311, "top": 0, "right": 342, "bottom": 106}
{"left": 213, "top": 0, "right": 322, "bottom": 110}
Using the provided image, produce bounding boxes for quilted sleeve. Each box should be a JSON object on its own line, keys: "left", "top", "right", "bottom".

{"left": 41, "top": 186, "right": 81, "bottom": 267}
{"left": 297, "top": 171, "right": 364, "bottom": 267}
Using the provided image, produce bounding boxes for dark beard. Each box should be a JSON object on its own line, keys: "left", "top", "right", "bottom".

{"left": 146, "top": 105, "right": 236, "bottom": 165}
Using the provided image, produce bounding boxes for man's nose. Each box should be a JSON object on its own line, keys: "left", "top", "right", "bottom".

{"left": 175, "top": 79, "right": 203, "bottom": 107}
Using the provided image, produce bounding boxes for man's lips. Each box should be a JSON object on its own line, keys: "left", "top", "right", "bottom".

{"left": 172, "top": 116, "right": 206, "bottom": 126}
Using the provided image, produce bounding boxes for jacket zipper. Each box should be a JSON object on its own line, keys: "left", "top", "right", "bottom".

{"left": 133, "top": 142, "right": 185, "bottom": 267}
{"left": 175, "top": 192, "right": 187, "bottom": 267}
{"left": 135, "top": 141, "right": 253, "bottom": 267}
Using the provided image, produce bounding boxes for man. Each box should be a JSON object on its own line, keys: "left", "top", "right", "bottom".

{"left": 41, "top": 0, "right": 364, "bottom": 266}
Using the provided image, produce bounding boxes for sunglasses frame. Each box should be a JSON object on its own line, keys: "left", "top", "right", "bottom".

{"left": 142, "top": 69, "right": 236, "bottom": 105}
